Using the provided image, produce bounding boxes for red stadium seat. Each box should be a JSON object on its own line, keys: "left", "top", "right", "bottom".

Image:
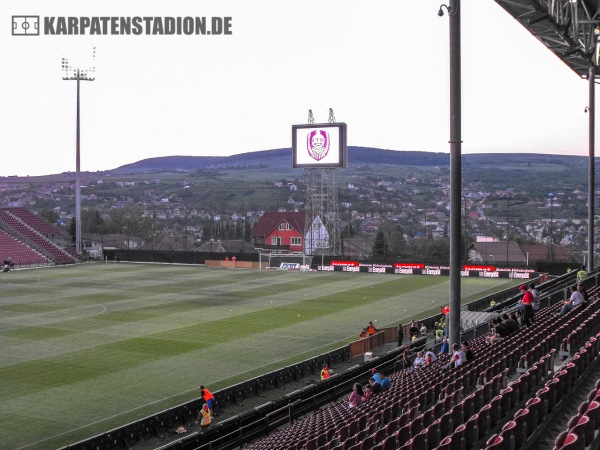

{"left": 570, "top": 415, "right": 594, "bottom": 447}
{"left": 485, "top": 434, "right": 509, "bottom": 450}
{"left": 585, "top": 400, "right": 600, "bottom": 430}
{"left": 560, "top": 432, "right": 584, "bottom": 450}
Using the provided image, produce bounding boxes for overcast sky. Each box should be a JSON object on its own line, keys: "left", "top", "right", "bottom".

{"left": 1, "top": 0, "right": 592, "bottom": 176}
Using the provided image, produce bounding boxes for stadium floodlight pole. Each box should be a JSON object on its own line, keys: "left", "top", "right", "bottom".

{"left": 587, "top": 63, "right": 596, "bottom": 272}
{"left": 439, "top": 0, "right": 461, "bottom": 348}
{"left": 62, "top": 47, "right": 96, "bottom": 255}
{"left": 548, "top": 192, "right": 555, "bottom": 262}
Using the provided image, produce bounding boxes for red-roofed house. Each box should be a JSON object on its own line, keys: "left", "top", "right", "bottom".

{"left": 251, "top": 211, "right": 328, "bottom": 254}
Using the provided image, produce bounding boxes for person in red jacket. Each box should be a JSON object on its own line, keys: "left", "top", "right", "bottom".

{"left": 367, "top": 321, "right": 378, "bottom": 335}
{"left": 519, "top": 285, "right": 535, "bottom": 327}
{"left": 200, "top": 385, "right": 215, "bottom": 415}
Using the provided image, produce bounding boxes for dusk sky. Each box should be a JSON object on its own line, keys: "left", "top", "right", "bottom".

{"left": 1, "top": 0, "right": 592, "bottom": 176}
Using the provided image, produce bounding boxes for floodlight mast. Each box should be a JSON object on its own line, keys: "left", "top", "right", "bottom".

{"left": 62, "top": 49, "right": 95, "bottom": 256}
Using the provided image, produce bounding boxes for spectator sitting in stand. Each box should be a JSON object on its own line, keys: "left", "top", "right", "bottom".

{"left": 486, "top": 318, "right": 510, "bottom": 344}
{"left": 578, "top": 283, "right": 589, "bottom": 308}
{"left": 371, "top": 368, "right": 382, "bottom": 384}
{"left": 502, "top": 313, "right": 519, "bottom": 334}
{"left": 420, "top": 323, "right": 427, "bottom": 336}
{"left": 364, "top": 385, "right": 374, "bottom": 400}
{"left": 369, "top": 377, "right": 382, "bottom": 394}
{"left": 461, "top": 341, "right": 474, "bottom": 362}
{"left": 348, "top": 383, "right": 364, "bottom": 408}
{"left": 320, "top": 364, "right": 332, "bottom": 380}
{"left": 380, "top": 372, "right": 391, "bottom": 391}
{"left": 413, "top": 351, "right": 426, "bottom": 368}
{"left": 425, "top": 350, "right": 437, "bottom": 365}
{"left": 559, "top": 285, "right": 585, "bottom": 317}
{"left": 442, "top": 343, "right": 466, "bottom": 372}
{"left": 511, "top": 310, "right": 522, "bottom": 328}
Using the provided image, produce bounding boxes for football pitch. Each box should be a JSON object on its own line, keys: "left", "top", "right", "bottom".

{"left": 0, "top": 263, "right": 517, "bottom": 449}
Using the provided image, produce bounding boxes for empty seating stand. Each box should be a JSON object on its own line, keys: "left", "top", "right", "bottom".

{"left": 0, "top": 228, "right": 49, "bottom": 266}
{"left": 0, "top": 208, "right": 77, "bottom": 264}
{"left": 244, "top": 286, "right": 600, "bottom": 450}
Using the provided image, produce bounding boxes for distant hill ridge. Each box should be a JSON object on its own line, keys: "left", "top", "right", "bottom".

{"left": 113, "top": 147, "right": 591, "bottom": 173}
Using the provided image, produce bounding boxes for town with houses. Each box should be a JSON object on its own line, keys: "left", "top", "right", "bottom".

{"left": 0, "top": 151, "right": 595, "bottom": 268}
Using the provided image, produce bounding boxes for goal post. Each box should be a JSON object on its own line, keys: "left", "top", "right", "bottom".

{"left": 268, "top": 253, "right": 313, "bottom": 270}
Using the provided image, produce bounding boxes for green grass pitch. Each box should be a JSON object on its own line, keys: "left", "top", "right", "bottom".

{"left": 0, "top": 263, "right": 516, "bottom": 449}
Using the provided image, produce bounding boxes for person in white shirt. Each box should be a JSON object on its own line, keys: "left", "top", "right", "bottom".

{"left": 449, "top": 343, "right": 466, "bottom": 367}
{"left": 413, "top": 351, "right": 426, "bottom": 367}
{"left": 559, "top": 285, "right": 584, "bottom": 316}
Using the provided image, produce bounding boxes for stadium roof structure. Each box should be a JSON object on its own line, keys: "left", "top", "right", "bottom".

{"left": 493, "top": 0, "right": 600, "bottom": 77}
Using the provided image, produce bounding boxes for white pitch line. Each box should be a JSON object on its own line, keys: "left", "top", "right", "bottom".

{"left": 1, "top": 304, "right": 107, "bottom": 327}
{"left": 15, "top": 340, "right": 346, "bottom": 450}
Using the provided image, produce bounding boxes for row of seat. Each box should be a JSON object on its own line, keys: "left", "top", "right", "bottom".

{"left": 463, "top": 350, "right": 557, "bottom": 450}
{"left": 483, "top": 322, "right": 600, "bottom": 449}
{"left": 0, "top": 228, "right": 49, "bottom": 265}
{"left": 244, "top": 284, "right": 600, "bottom": 450}
{"left": 551, "top": 364, "right": 600, "bottom": 448}
{"left": 3, "top": 207, "right": 63, "bottom": 238}
{"left": 2, "top": 208, "right": 81, "bottom": 259}
{"left": 0, "top": 210, "right": 75, "bottom": 263}
{"left": 393, "top": 289, "right": 600, "bottom": 450}
{"left": 433, "top": 294, "right": 600, "bottom": 449}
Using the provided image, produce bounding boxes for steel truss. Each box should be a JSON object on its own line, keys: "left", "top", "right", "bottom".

{"left": 494, "top": 0, "right": 600, "bottom": 76}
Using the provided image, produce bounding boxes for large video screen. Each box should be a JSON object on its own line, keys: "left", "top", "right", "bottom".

{"left": 292, "top": 123, "right": 347, "bottom": 168}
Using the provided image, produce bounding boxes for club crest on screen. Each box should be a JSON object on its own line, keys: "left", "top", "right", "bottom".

{"left": 306, "top": 129, "right": 330, "bottom": 161}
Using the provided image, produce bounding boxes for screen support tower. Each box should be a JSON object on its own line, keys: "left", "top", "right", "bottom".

{"left": 62, "top": 46, "right": 96, "bottom": 255}
{"left": 304, "top": 108, "right": 341, "bottom": 257}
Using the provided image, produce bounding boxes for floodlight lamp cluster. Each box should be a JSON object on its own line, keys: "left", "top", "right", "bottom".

{"left": 61, "top": 47, "right": 96, "bottom": 81}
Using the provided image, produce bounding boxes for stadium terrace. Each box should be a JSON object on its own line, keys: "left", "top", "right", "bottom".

{"left": 43, "top": 16, "right": 233, "bottom": 35}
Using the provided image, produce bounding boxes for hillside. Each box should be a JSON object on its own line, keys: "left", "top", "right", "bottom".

{"left": 112, "top": 147, "right": 591, "bottom": 174}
